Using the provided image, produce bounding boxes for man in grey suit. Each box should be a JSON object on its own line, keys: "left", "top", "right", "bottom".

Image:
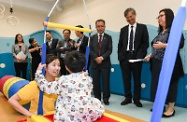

{"left": 56, "top": 29, "right": 76, "bottom": 75}
{"left": 118, "top": 8, "right": 149, "bottom": 107}
{"left": 90, "top": 19, "right": 112, "bottom": 105}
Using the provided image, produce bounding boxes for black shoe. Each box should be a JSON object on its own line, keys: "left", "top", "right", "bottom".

{"left": 104, "top": 100, "right": 109, "bottom": 105}
{"left": 121, "top": 98, "right": 132, "bottom": 105}
{"left": 162, "top": 110, "right": 175, "bottom": 118}
{"left": 134, "top": 100, "right": 142, "bottom": 107}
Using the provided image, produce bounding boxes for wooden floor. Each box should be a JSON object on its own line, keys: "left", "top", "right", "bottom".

{"left": 0, "top": 92, "right": 25, "bottom": 122}
{"left": 0, "top": 92, "right": 145, "bottom": 122}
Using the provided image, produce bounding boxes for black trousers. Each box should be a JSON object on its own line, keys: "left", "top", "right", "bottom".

{"left": 31, "top": 59, "right": 41, "bottom": 80}
{"left": 14, "top": 62, "right": 28, "bottom": 79}
{"left": 92, "top": 67, "right": 110, "bottom": 101}
{"left": 120, "top": 53, "right": 143, "bottom": 100}
{"left": 151, "top": 57, "right": 180, "bottom": 103}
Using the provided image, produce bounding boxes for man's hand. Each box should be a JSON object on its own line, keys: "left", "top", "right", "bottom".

{"left": 95, "top": 57, "right": 103, "bottom": 64}
{"left": 75, "top": 43, "right": 80, "bottom": 48}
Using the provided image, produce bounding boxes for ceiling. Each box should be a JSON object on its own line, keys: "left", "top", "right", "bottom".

{"left": 0, "top": 0, "right": 76, "bottom": 14}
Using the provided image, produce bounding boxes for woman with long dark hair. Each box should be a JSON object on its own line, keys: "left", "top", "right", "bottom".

{"left": 144, "top": 8, "right": 184, "bottom": 117}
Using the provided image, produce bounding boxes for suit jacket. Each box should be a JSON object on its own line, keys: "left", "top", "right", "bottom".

{"left": 46, "top": 38, "right": 59, "bottom": 56}
{"left": 90, "top": 33, "right": 112, "bottom": 68}
{"left": 77, "top": 35, "right": 89, "bottom": 54}
{"left": 56, "top": 38, "right": 76, "bottom": 58}
{"left": 118, "top": 23, "right": 149, "bottom": 62}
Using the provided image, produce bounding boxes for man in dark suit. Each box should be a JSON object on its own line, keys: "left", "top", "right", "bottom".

{"left": 46, "top": 30, "right": 59, "bottom": 56}
{"left": 74, "top": 25, "right": 90, "bottom": 72}
{"left": 75, "top": 25, "right": 89, "bottom": 54}
{"left": 90, "top": 19, "right": 112, "bottom": 105}
{"left": 118, "top": 8, "right": 149, "bottom": 107}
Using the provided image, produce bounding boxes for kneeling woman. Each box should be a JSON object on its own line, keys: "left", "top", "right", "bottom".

{"left": 8, "top": 54, "right": 60, "bottom": 117}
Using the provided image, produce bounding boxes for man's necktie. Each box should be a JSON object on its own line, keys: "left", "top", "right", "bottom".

{"left": 98, "top": 35, "right": 102, "bottom": 56}
{"left": 129, "top": 26, "right": 134, "bottom": 51}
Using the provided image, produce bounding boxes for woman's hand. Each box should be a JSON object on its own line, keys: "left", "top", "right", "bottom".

{"left": 8, "top": 94, "right": 34, "bottom": 117}
{"left": 144, "top": 53, "right": 152, "bottom": 62}
{"left": 17, "top": 58, "right": 24, "bottom": 62}
{"left": 35, "top": 46, "right": 41, "bottom": 51}
{"left": 153, "top": 41, "right": 167, "bottom": 49}
{"left": 37, "top": 63, "right": 46, "bottom": 71}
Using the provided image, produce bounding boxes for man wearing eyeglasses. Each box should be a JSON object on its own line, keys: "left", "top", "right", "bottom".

{"left": 118, "top": 8, "right": 149, "bottom": 107}
{"left": 90, "top": 19, "right": 112, "bottom": 105}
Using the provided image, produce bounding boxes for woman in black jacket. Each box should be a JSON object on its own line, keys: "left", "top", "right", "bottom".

{"left": 144, "top": 8, "right": 184, "bottom": 117}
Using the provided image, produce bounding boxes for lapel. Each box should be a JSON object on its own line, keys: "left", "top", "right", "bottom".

{"left": 46, "top": 41, "right": 51, "bottom": 48}
{"left": 82, "top": 35, "right": 88, "bottom": 45}
{"left": 15, "top": 44, "right": 20, "bottom": 52}
{"left": 101, "top": 33, "right": 106, "bottom": 48}
{"left": 134, "top": 23, "right": 139, "bottom": 49}
{"left": 51, "top": 39, "right": 54, "bottom": 48}
{"left": 15, "top": 44, "right": 19, "bottom": 50}
{"left": 94, "top": 34, "right": 99, "bottom": 50}
{"left": 124, "top": 26, "right": 129, "bottom": 47}
{"left": 80, "top": 36, "right": 84, "bottom": 45}
{"left": 77, "top": 38, "right": 81, "bottom": 44}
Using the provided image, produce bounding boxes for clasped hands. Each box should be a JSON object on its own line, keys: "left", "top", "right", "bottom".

{"left": 95, "top": 56, "right": 103, "bottom": 64}
{"left": 16, "top": 56, "right": 26, "bottom": 62}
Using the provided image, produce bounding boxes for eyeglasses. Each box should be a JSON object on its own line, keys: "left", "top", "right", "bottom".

{"left": 157, "top": 14, "right": 165, "bottom": 19}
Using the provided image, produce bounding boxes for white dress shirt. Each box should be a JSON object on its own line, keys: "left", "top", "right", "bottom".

{"left": 127, "top": 23, "right": 137, "bottom": 51}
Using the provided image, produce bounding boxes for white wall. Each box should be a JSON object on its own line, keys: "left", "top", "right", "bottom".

{"left": 0, "top": 4, "right": 46, "bottom": 37}
{"left": 51, "top": 0, "right": 187, "bottom": 38}
{"left": 0, "top": 0, "right": 186, "bottom": 37}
